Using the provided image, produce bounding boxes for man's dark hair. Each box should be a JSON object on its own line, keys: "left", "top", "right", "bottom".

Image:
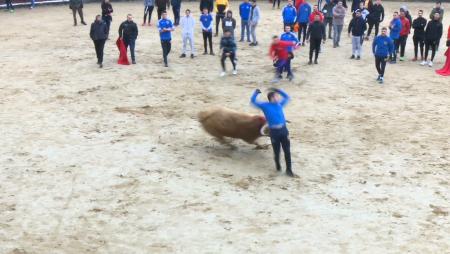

{"left": 267, "top": 92, "right": 276, "bottom": 101}
{"left": 394, "top": 11, "right": 399, "bottom": 14}
{"left": 436, "top": 1, "right": 441, "bottom": 5}
{"left": 162, "top": 11, "right": 167, "bottom": 14}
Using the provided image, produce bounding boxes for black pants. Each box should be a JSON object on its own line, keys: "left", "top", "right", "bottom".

{"left": 324, "top": 18, "right": 333, "bottom": 39}
{"left": 144, "top": 5, "right": 154, "bottom": 24}
{"left": 202, "top": 31, "right": 213, "bottom": 53}
{"left": 102, "top": 15, "right": 112, "bottom": 36}
{"left": 221, "top": 52, "right": 236, "bottom": 71}
{"left": 93, "top": 39, "right": 106, "bottom": 64}
{"left": 367, "top": 20, "right": 379, "bottom": 37}
{"left": 269, "top": 126, "right": 291, "bottom": 172}
{"left": 399, "top": 35, "right": 408, "bottom": 57}
{"left": 215, "top": 13, "right": 225, "bottom": 34}
{"left": 309, "top": 38, "right": 321, "bottom": 61}
{"left": 298, "top": 22, "right": 308, "bottom": 43}
{"left": 161, "top": 40, "right": 171, "bottom": 65}
{"left": 375, "top": 56, "right": 387, "bottom": 77}
{"left": 391, "top": 39, "right": 400, "bottom": 61}
{"left": 425, "top": 39, "right": 437, "bottom": 61}
{"left": 172, "top": 4, "right": 181, "bottom": 25}
{"left": 413, "top": 36, "right": 425, "bottom": 59}
{"left": 72, "top": 8, "right": 85, "bottom": 24}
{"left": 157, "top": 6, "right": 166, "bottom": 20}
{"left": 273, "top": 0, "right": 281, "bottom": 8}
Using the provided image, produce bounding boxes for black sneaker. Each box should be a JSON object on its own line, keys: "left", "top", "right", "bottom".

{"left": 203, "top": 51, "right": 207, "bottom": 55}
{"left": 376, "top": 75, "right": 381, "bottom": 81}
{"left": 81, "top": 21, "right": 87, "bottom": 25}
{"left": 356, "top": 56, "right": 361, "bottom": 60}
{"left": 314, "top": 59, "right": 318, "bottom": 64}
{"left": 287, "top": 75, "right": 293, "bottom": 81}
{"left": 99, "top": 63, "right": 103, "bottom": 68}
{"left": 286, "top": 170, "right": 294, "bottom": 177}
{"left": 210, "top": 52, "right": 215, "bottom": 56}
{"left": 180, "top": 53, "right": 186, "bottom": 58}
{"left": 190, "top": 54, "right": 194, "bottom": 58}
{"left": 164, "top": 63, "right": 168, "bottom": 67}
{"left": 350, "top": 55, "right": 355, "bottom": 59}
{"left": 308, "top": 60, "right": 313, "bottom": 65}
{"left": 132, "top": 60, "right": 136, "bottom": 64}
{"left": 276, "top": 164, "right": 282, "bottom": 171}
{"left": 239, "top": 39, "right": 244, "bottom": 42}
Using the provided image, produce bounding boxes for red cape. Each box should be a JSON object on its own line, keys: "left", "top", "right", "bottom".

{"left": 116, "top": 38, "right": 130, "bottom": 65}
{"left": 435, "top": 26, "right": 450, "bottom": 76}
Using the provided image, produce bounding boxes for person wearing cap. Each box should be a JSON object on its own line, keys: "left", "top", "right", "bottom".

{"left": 180, "top": 9, "right": 196, "bottom": 58}
{"left": 332, "top": 0, "right": 346, "bottom": 48}
{"left": 250, "top": 88, "right": 294, "bottom": 177}
{"left": 412, "top": 10, "right": 427, "bottom": 61}
{"left": 249, "top": 0, "right": 260, "bottom": 46}
{"left": 388, "top": 11, "right": 402, "bottom": 63}
{"left": 158, "top": 11, "right": 175, "bottom": 67}
{"left": 372, "top": 27, "right": 393, "bottom": 84}
{"left": 348, "top": 9, "right": 366, "bottom": 60}
{"left": 366, "top": 0, "right": 384, "bottom": 40}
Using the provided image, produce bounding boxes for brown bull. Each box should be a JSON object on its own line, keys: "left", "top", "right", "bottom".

{"left": 198, "top": 107, "right": 267, "bottom": 146}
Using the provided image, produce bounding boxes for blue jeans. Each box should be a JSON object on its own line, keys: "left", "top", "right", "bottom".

{"left": 123, "top": 37, "right": 136, "bottom": 61}
{"left": 172, "top": 4, "right": 181, "bottom": 25}
{"left": 269, "top": 126, "right": 292, "bottom": 171}
{"left": 240, "top": 19, "right": 250, "bottom": 41}
{"left": 275, "top": 59, "right": 289, "bottom": 77}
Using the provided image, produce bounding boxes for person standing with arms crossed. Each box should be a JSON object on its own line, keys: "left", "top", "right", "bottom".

{"left": 366, "top": 0, "right": 384, "bottom": 41}
{"left": 249, "top": 0, "right": 261, "bottom": 46}
{"left": 412, "top": 10, "right": 427, "bottom": 62}
{"left": 388, "top": 11, "right": 402, "bottom": 64}
{"left": 332, "top": 0, "right": 346, "bottom": 48}
{"left": 251, "top": 88, "right": 294, "bottom": 177}
{"left": 372, "top": 27, "right": 394, "bottom": 84}
{"left": 200, "top": 8, "right": 215, "bottom": 55}
{"left": 119, "top": 14, "right": 139, "bottom": 64}
{"left": 158, "top": 11, "right": 175, "bottom": 67}
{"left": 239, "top": 0, "right": 252, "bottom": 42}
{"left": 90, "top": 15, "right": 109, "bottom": 68}
{"left": 421, "top": 13, "right": 443, "bottom": 67}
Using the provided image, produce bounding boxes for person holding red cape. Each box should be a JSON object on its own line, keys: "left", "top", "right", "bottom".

{"left": 436, "top": 25, "right": 450, "bottom": 76}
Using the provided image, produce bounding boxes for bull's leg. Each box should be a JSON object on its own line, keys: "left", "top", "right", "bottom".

{"left": 215, "top": 137, "right": 236, "bottom": 149}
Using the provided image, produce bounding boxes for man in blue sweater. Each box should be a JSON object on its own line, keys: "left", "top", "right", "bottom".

{"left": 280, "top": 25, "right": 299, "bottom": 80}
{"left": 297, "top": 2, "right": 312, "bottom": 45}
{"left": 239, "top": 0, "right": 252, "bottom": 42}
{"left": 251, "top": 88, "right": 293, "bottom": 177}
{"left": 158, "top": 11, "right": 175, "bottom": 67}
{"left": 372, "top": 27, "right": 394, "bottom": 84}
{"left": 282, "top": 0, "right": 297, "bottom": 30}
{"left": 389, "top": 11, "right": 402, "bottom": 63}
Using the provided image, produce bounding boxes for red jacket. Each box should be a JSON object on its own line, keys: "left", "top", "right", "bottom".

{"left": 270, "top": 40, "right": 295, "bottom": 61}
{"left": 309, "top": 10, "right": 324, "bottom": 23}
{"left": 295, "top": 0, "right": 305, "bottom": 11}
{"left": 400, "top": 17, "right": 411, "bottom": 36}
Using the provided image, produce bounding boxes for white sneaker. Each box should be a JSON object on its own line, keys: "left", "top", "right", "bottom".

{"left": 220, "top": 71, "right": 226, "bottom": 77}
{"left": 428, "top": 61, "right": 433, "bottom": 67}
{"left": 420, "top": 61, "right": 427, "bottom": 66}
{"left": 232, "top": 70, "right": 237, "bottom": 75}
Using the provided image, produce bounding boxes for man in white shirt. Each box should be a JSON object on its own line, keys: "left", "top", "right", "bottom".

{"left": 180, "top": 9, "right": 196, "bottom": 58}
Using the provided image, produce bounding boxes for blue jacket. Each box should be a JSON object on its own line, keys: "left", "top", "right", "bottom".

{"left": 372, "top": 35, "right": 394, "bottom": 57}
{"left": 200, "top": 14, "right": 213, "bottom": 32}
{"left": 297, "top": 3, "right": 311, "bottom": 23}
{"left": 280, "top": 31, "right": 299, "bottom": 52}
{"left": 389, "top": 18, "right": 402, "bottom": 39}
{"left": 158, "top": 19, "right": 173, "bottom": 41}
{"left": 282, "top": 5, "right": 297, "bottom": 24}
{"left": 251, "top": 89, "right": 290, "bottom": 128}
{"left": 239, "top": 2, "right": 252, "bottom": 21}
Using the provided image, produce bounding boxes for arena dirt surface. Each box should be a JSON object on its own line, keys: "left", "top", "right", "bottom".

{"left": 1, "top": 1, "right": 449, "bottom": 253}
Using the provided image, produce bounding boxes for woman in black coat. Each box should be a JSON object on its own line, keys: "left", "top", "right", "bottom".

{"left": 90, "top": 15, "right": 109, "bottom": 68}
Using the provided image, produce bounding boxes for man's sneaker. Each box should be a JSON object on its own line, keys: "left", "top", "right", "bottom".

{"left": 81, "top": 21, "right": 87, "bottom": 25}
{"left": 164, "top": 63, "right": 168, "bottom": 67}
{"left": 399, "top": 56, "right": 404, "bottom": 61}
{"left": 314, "top": 59, "right": 318, "bottom": 64}
{"left": 390, "top": 60, "right": 397, "bottom": 64}
{"left": 378, "top": 77, "right": 384, "bottom": 84}
{"left": 350, "top": 55, "right": 355, "bottom": 59}
{"left": 412, "top": 57, "right": 418, "bottom": 61}
{"left": 249, "top": 42, "right": 255, "bottom": 46}
{"left": 428, "top": 61, "right": 433, "bottom": 67}
{"left": 276, "top": 164, "right": 282, "bottom": 171}
{"left": 203, "top": 51, "right": 207, "bottom": 55}
{"left": 239, "top": 39, "right": 244, "bottom": 42}
{"left": 308, "top": 60, "right": 313, "bottom": 65}
{"left": 356, "top": 56, "right": 361, "bottom": 60}
{"left": 286, "top": 170, "right": 294, "bottom": 177}
{"left": 132, "top": 60, "right": 136, "bottom": 64}
{"left": 180, "top": 53, "right": 186, "bottom": 58}
{"left": 99, "top": 63, "right": 103, "bottom": 68}
{"left": 287, "top": 75, "right": 293, "bottom": 81}
{"left": 420, "top": 60, "right": 427, "bottom": 66}
{"left": 190, "top": 54, "right": 195, "bottom": 58}
{"left": 214, "top": 33, "right": 218, "bottom": 37}
{"left": 376, "top": 75, "right": 381, "bottom": 81}
{"left": 142, "top": 23, "right": 146, "bottom": 26}
{"left": 220, "top": 71, "right": 226, "bottom": 77}
{"left": 210, "top": 52, "right": 215, "bottom": 56}
{"left": 232, "top": 70, "right": 237, "bottom": 75}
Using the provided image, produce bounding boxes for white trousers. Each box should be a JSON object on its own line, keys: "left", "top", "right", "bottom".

{"left": 182, "top": 33, "right": 195, "bottom": 54}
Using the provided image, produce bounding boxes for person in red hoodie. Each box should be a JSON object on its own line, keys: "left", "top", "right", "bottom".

{"left": 309, "top": 5, "right": 324, "bottom": 24}
{"left": 398, "top": 9, "right": 411, "bottom": 61}
{"left": 269, "top": 35, "right": 297, "bottom": 83}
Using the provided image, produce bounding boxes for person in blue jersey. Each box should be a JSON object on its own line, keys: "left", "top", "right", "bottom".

{"left": 372, "top": 27, "right": 394, "bottom": 84}
{"left": 251, "top": 88, "right": 294, "bottom": 177}
{"left": 388, "top": 11, "right": 402, "bottom": 64}
{"left": 200, "top": 8, "right": 215, "bottom": 55}
{"left": 297, "top": 1, "right": 312, "bottom": 46}
{"left": 282, "top": 0, "right": 297, "bottom": 30}
{"left": 239, "top": 0, "right": 252, "bottom": 42}
{"left": 158, "top": 11, "right": 175, "bottom": 67}
{"left": 280, "top": 25, "right": 299, "bottom": 80}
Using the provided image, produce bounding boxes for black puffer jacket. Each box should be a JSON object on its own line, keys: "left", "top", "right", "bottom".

{"left": 118, "top": 20, "right": 138, "bottom": 39}
{"left": 367, "top": 3, "right": 384, "bottom": 22}
{"left": 90, "top": 20, "right": 108, "bottom": 40}
{"left": 425, "top": 20, "right": 443, "bottom": 41}
{"left": 412, "top": 17, "right": 427, "bottom": 39}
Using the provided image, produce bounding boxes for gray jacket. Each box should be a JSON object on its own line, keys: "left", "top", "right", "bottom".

{"left": 250, "top": 5, "right": 260, "bottom": 24}
{"left": 332, "top": 5, "right": 346, "bottom": 25}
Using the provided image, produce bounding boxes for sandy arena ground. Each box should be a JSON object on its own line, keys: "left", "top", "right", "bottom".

{"left": 1, "top": 1, "right": 449, "bottom": 253}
